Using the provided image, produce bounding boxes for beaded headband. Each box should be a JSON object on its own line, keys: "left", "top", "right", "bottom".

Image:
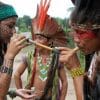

{"left": 71, "top": 23, "right": 100, "bottom": 31}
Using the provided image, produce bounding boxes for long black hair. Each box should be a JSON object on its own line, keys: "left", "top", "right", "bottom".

{"left": 0, "top": 2, "right": 8, "bottom": 66}
{"left": 0, "top": 43, "right": 7, "bottom": 66}
{"left": 71, "top": 0, "right": 100, "bottom": 25}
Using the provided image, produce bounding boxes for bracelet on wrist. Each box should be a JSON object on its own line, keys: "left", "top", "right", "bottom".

{"left": 8, "top": 88, "right": 16, "bottom": 98}
{"left": 3, "top": 58, "right": 14, "bottom": 67}
{"left": 0, "top": 66, "right": 13, "bottom": 76}
{"left": 70, "top": 67, "right": 84, "bottom": 78}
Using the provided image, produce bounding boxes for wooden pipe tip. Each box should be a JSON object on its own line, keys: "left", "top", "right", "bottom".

{"left": 73, "top": 47, "right": 79, "bottom": 52}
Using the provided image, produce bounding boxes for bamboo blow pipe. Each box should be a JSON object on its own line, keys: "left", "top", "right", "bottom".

{"left": 72, "top": 47, "right": 79, "bottom": 53}
{"left": 27, "top": 38, "right": 53, "bottom": 51}
{"left": 27, "top": 39, "right": 79, "bottom": 53}
{"left": 71, "top": 47, "right": 79, "bottom": 56}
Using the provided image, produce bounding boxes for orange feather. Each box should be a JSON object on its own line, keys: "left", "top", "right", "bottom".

{"left": 38, "top": 0, "right": 51, "bottom": 31}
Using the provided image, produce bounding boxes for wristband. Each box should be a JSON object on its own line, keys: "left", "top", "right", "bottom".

{"left": 70, "top": 67, "right": 84, "bottom": 78}
{"left": 0, "top": 66, "right": 13, "bottom": 76}
{"left": 8, "top": 88, "right": 16, "bottom": 98}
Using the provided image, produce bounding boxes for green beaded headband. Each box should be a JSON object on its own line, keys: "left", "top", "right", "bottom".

{"left": 0, "top": 4, "right": 18, "bottom": 21}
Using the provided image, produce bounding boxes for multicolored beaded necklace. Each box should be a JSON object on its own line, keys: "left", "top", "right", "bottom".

{"left": 37, "top": 53, "right": 52, "bottom": 81}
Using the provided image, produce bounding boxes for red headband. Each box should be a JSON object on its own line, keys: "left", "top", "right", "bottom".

{"left": 75, "top": 30, "right": 96, "bottom": 39}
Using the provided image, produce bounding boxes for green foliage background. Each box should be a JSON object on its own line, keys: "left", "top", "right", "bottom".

{"left": 16, "top": 15, "right": 32, "bottom": 32}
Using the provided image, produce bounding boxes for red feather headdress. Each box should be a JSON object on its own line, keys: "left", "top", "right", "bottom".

{"left": 32, "top": 0, "right": 67, "bottom": 47}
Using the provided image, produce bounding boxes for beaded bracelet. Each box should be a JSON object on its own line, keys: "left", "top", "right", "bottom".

{"left": 8, "top": 88, "right": 16, "bottom": 98}
{"left": 0, "top": 66, "right": 13, "bottom": 76}
{"left": 70, "top": 67, "right": 84, "bottom": 78}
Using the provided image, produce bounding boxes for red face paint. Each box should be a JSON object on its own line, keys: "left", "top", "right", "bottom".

{"left": 74, "top": 30, "right": 96, "bottom": 39}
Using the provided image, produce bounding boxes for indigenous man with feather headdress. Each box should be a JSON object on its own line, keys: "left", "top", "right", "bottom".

{"left": 14, "top": 0, "right": 68, "bottom": 100}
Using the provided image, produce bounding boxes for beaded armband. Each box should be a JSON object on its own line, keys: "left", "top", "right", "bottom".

{"left": 70, "top": 67, "right": 84, "bottom": 78}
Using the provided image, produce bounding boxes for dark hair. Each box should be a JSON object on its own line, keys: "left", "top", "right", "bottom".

{"left": 71, "top": 0, "right": 100, "bottom": 25}
{"left": 0, "top": 2, "right": 7, "bottom": 65}
{"left": 0, "top": 43, "right": 7, "bottom": 66}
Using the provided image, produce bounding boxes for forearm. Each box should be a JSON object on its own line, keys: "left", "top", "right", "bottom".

{"left": 14, "top": 75, "right": 23, "bottom": 89}
{"left": 73, "top": 75, "right": 84, "bottom": 100}
{"left": 0, "top": 55, "right": 14, "bottom": 99}
{"left": 14, "top": 62, "right": 27, "bottom": 89}
{"left": 60, "top": 83, "right": 67, "bottom": 100}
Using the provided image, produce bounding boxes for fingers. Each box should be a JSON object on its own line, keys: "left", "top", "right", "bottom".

{"left": 11, "top": 34, "right": 29, "bottom": 48}
{"left": 59, "top": 47, "right": 79, "bottom": 57}
{"left": 11, "top": 34, "right": 26, "bottom": 41}
{"left": 17, "top": 89, "right": 37, "bottom": 99}
{"left": 23, "top": 94, "right": 37, "bottom": 99}
{"left": 18, "top": 89, "right": 44, "bottom": 99}
{"left": 34, "top": 91, "right": 43, "bottom": 94}
{"left": 59, "top": 55, "right": 70, "bottom": 63}
{"left": 16, "top": 38, "right": 28, "bottom": 45}
{"left": 22, "top": 89, "right": 43, "bottom": 94}
{"left": 17, "top": 35, "right": 26, "bottom": 41}
{"left": 58, "top": 47, "right": 79, "bottom": 53}
{"left": 60, "top": 50, "right": 70, "bottom": 55}
{"left": 22, "top": 89, "right": 35, "bottom": 93}
{"left": 57, "top": 47, "right": 71, "bottom": 51}
{"left": 59, "top": 47, "right": 79, "bottom": 64}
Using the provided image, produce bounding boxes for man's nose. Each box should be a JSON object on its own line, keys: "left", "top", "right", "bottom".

{"left": 73, "top": 35, "right": 80, "bottom": 44}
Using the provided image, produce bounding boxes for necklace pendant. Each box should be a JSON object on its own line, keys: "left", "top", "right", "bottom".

{"left": 40, "top": 69, "right": 47, "bottom": 75}
{"left": 37, "top": 53, "right": 52, "bottom": 82}
{"left": 39, "top": 75, "right": 47, "bottom": 81}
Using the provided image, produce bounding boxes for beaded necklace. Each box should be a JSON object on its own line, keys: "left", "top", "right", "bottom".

{"left": 37, "top": 53, "right": 52, "bottom": 81}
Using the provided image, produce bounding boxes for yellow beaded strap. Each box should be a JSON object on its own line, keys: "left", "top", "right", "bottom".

{"left": 70, "top": 67, "right": 84, "bottom": 78}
